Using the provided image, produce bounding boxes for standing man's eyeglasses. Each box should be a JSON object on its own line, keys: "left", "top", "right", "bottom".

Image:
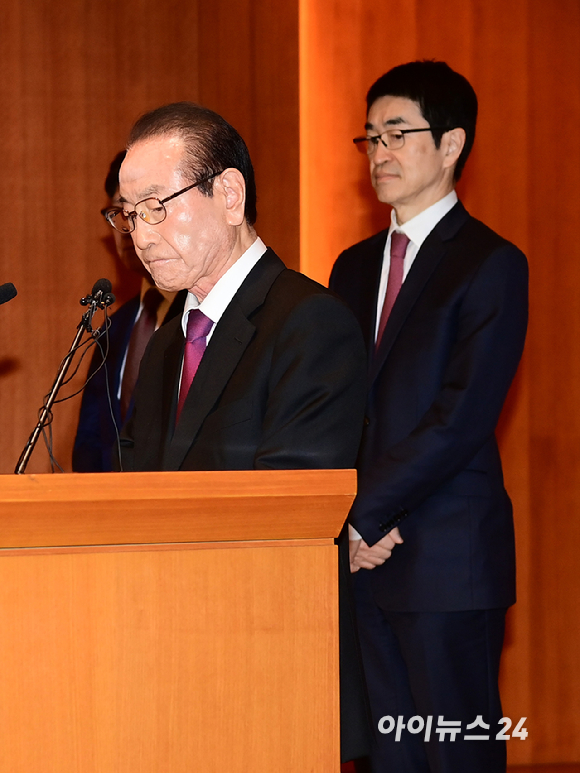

{"left": 353, "top": 127, "right": 450, "bottom": 155}
{"left": 102, "top": 170, "right": 224, "bottom": 233}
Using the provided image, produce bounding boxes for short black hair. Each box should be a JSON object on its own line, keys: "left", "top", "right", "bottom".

{"left": 127, "top": 102, "right": 257, "bottom": 225}
{"left": 366, "top": 60, "right": 478, "bottom": 180}
{"left": 104, "top": 150, "right": 127, "bottom": 199}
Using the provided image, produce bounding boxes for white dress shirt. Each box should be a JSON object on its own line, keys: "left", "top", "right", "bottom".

{"left": 177, "top": 237, "right": 267, "bottom": 390}
{"left": 374, "top": 190, "right": 458, "bottom": 341}
{"left": 181, "top": 236, "right": 267, "bottom": 340}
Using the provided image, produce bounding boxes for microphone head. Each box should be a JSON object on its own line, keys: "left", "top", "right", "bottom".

{"left": 0, "top": 282, "right": 17, "bottom": 306}
{"left": 91, "top": 278, "right": 113, "bottom": 296}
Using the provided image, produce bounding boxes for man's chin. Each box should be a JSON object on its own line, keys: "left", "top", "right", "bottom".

{"left": 372, "top": 181, "right": 397, "bottom": 205}
{"left": 152, "top": 278, "right": 183, "bottom": 293}
{"left": 147, "top": 265, "right": 183, "bottom": 293}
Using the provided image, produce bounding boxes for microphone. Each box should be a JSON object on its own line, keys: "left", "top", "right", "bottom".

{"left": 82, "top": 278, "right": 116, "bottom": 308}
{"left": 14, "top": 278, "right": 116, "bottom": 474}
{"left": 92, "top": 277, "right": 112, "bottom": 295}
{"left": 0, "top": 282, "right": 17, "bottom": 306}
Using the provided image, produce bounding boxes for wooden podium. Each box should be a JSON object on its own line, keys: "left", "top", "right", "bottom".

{"left": 0, "top": 469, "right": 356, "bottom": 772}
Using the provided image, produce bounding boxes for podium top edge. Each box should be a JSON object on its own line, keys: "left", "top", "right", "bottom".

{"left": 0, "top": 469, "right": 357, "bottom": 503}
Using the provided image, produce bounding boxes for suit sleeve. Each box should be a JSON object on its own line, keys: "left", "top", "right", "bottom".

{"left": 253, "top": 294, "right": 367, "bottom": 470}
{"left": 349, "top": 243, "right": 528, "bottom": 545}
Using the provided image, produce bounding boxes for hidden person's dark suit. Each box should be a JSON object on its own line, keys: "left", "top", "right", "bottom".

{"left": 329, "top": 201, "right": 528, "bottom": 772}
{"left": 120, "top": 248, "right": 372, "bottom": 762}
{"left": 72, "top": 290, "right": 185, "bottom": 472}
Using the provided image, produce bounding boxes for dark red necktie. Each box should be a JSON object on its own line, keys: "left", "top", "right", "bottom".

{"left": 176, "top": 309, "right": 213, "bottom": 423}
{"left": 375, "top": 231, "right": 410, "bottom": 350}
{"left": 120, "top": 287, "right": 163, "bottom": 421}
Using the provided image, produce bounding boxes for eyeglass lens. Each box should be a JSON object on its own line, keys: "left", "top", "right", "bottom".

{"left": 356, "top": 130, "right": 405, "bottom": 155}
{"left": 107, "top": 198, "right": 167, "bottom": 233}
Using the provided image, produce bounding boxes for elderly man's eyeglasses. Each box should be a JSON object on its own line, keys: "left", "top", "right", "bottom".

{"left": 353, "top": 127, "right": 449, "bottom": 155}
{"left": 102, "top": 170, "right": 223, "bottom": 233}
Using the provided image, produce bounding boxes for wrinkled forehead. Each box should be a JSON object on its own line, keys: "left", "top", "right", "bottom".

{"left": 119, "top": 134, "right": 186, "bottom": 202}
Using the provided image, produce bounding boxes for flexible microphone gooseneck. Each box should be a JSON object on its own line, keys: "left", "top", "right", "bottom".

{"left": 14, "top": 279, "right": 115, "bottom": 474}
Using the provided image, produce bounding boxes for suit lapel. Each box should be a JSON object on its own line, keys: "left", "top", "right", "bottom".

{"left": 359, "top": 232, "right": 387, "bottom": 351}
{"left": 369, "top": 202, "right": 469, "bottom": 385}
{"left": 160, "top": 325, "right": 185, "bottom": 440}
{"left": 163, "top": 249, "right": 285, "bottom": 470}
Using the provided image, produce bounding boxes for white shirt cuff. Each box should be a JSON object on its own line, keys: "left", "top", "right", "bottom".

{"left": 349, "top": 524, "right": 362, "bottom": 540}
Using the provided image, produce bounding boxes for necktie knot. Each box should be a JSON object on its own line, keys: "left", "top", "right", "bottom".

{"left": 390, "top": 231, "right": 410, "bottom": 261}
{"left": 186, "top": 309, "right": 213, "bottom": 343}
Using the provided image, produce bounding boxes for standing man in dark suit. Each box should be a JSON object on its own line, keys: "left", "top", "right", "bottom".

{"left": 73, "top": 150, "right": 186, "bottom": 472}
{"left": 106, "top": 102, "right": 370, "bottom": 762}
{"left": 329, "top": 61, "right": 528, "bottom": 773}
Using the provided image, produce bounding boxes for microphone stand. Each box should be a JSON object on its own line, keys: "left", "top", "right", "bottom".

{"left": 15, "top": 285, "right": 114, "bottom": 475}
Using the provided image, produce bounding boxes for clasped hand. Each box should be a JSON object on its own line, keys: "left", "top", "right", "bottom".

{"left": 349, "top": 527, "right": 403, "bottom": 573}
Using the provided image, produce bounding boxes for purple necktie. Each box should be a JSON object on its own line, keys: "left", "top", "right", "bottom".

{"left": 120, "top": 287, "right": 163, "bottom": 421}
{"left": 176, "top": 309, "right": 213, "bottom": 423}
{"left": 375, "top": 231, "right": 410, "bottom": 350}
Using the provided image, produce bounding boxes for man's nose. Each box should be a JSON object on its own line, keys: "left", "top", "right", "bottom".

{"left": 131, "top": 217, "right": 159, "bottom": 251}
{"left": 372, "top": 138, "right": 394, "bottom": 164}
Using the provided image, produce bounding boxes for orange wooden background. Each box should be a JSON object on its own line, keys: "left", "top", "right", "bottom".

{"left": 0, "top": 0, "right": 578, "bottom": 765}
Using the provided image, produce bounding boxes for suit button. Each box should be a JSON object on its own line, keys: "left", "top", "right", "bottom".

{"left": 364, "top": 416, "right": 370, "bottom": 426}
{"left": 379, "top": 523, "right": 388, "bottom": 532}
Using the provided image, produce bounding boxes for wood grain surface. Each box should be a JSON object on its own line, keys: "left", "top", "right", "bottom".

{"left": 0, "top": 543, "right": 339, "bottom": 772}
{"left": 0, "top": 469, "right": 356, "bottom": 547}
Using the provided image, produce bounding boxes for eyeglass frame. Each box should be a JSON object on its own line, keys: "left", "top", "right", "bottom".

{"left": 353, "top": 126, "right": 451, "bottom": 154}
{"left": 101, "top": 169, "right": 224, "bottom": 233}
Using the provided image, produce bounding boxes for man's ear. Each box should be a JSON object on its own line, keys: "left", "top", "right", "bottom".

{"left": 218, "top": 168, "right": 246, "bottom": 226}
{"left": 442, "top": 127, "right": 466, "bottom": 170}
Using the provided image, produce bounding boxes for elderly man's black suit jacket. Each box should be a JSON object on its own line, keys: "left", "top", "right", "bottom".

{"left": 120, "top": 249, "right": 367, "bottom": 473}
{"left": 330, "top": 202, "right": 528, "bottom": 612}
{"left": 120, "top": 247, "right": 371, "bottom": 761}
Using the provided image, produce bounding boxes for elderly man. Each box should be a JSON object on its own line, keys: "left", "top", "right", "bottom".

{"left": 73, "top": 150, "right": 186, "bottom": 472}
{"left": 105, "top": 102, "right": 370, "bottom": 762}
{"left": 330, "top": 62, "right": 528, "bottom": 772}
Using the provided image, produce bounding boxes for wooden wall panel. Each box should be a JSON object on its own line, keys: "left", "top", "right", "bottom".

{"left": 300, "top": 0, "right": 419, "bottom": 282}
{"left": 526, "top": 0, "right": 580, "bottom": 763}
{"left": 300, "top": 0, "right": 579, "bottom": 764}
{"left": 198, "top": 0, "right": 300, "bottom": 270}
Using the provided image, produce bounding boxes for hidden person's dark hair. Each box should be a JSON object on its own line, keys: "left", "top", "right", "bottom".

{"left": 104, "top": 150, "right": 127, "bottom": 199}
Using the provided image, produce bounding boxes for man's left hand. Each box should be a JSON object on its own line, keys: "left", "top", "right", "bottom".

{"left": 350, "top": 528, "right": 404, "bottom": 572}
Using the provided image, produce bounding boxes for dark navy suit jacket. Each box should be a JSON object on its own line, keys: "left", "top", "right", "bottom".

{"left": 330, "top": 202, "right": 528, "bottom": 612}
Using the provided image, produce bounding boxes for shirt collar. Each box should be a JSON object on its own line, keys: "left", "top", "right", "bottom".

{"left": 390, "top": 190, "right": 458, "bottom": 249}
{"left": 182, "top": 236, "right": 267, "bottom": 335}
